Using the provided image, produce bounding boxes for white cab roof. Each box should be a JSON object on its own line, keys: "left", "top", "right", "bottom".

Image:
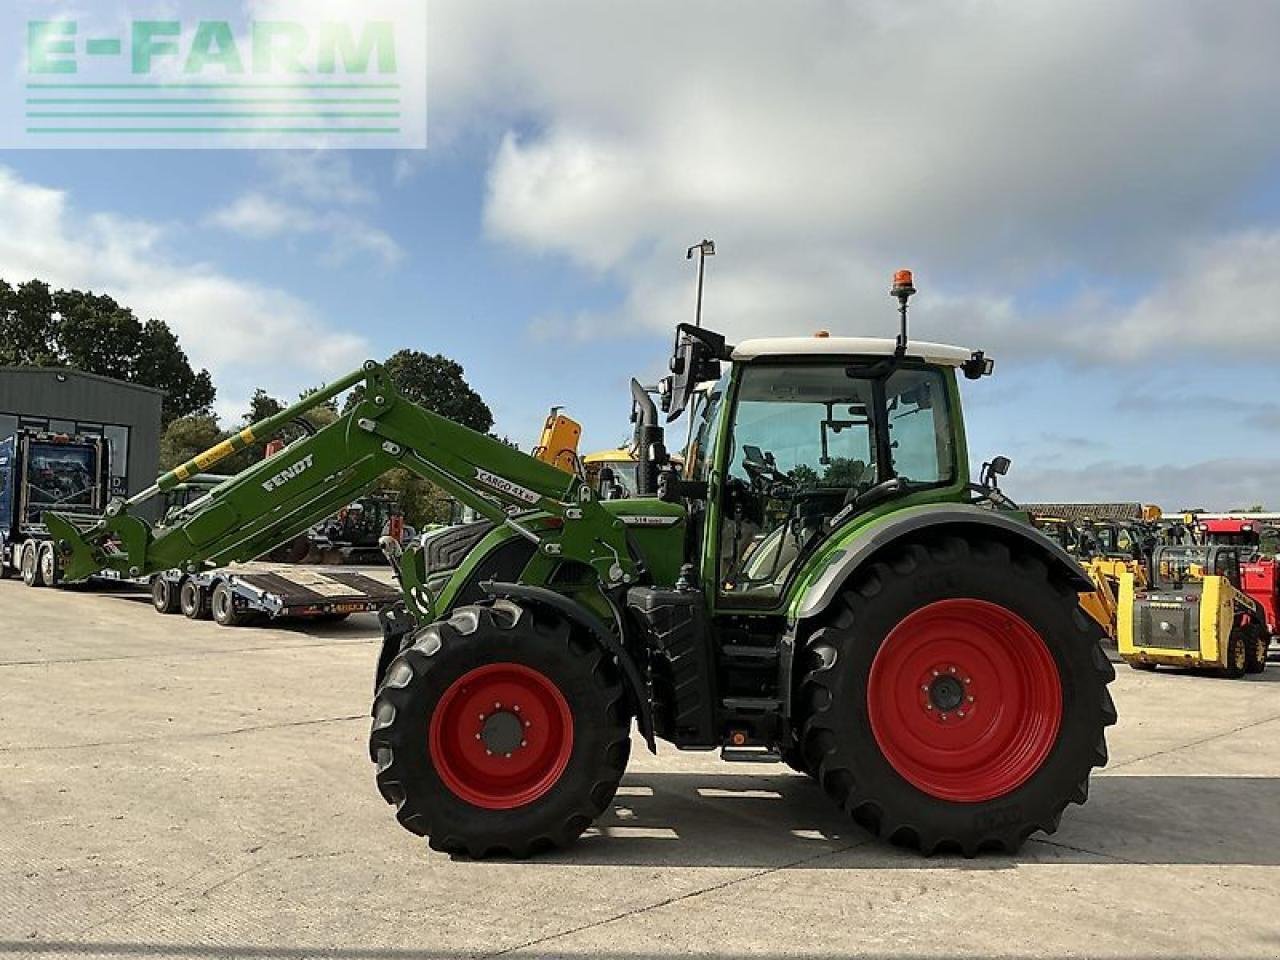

{"left": 731, "top": 337, "right": 974, "bottom": 366}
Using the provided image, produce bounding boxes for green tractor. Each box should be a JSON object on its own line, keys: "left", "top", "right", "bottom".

{"left": 49, "top": 270, "right": 1115, "bottom": 858}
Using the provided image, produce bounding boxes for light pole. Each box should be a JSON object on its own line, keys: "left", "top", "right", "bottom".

{"left": 686, "top": 238, "right": 715, "bottom": 327}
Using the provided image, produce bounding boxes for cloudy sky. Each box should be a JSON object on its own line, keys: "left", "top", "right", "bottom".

{"left": 2, "top": 1, "right": 1279, "bottom": 510}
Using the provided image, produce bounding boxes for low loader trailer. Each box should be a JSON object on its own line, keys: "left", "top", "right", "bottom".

{"left": 150, "top": 562, "right": 400, "bottom": 627}
{"left": 47, "top": 270, "right": 1116, "bottom": 858}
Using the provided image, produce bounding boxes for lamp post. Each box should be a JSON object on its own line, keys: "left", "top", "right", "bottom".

{"left": 686, "top": 238, "right": 716, "bottom": 328}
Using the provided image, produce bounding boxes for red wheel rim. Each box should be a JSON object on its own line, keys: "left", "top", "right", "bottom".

{"left": 867, "top": 599, "right": 1062, "bottom": 803}
{"left": 428, "top": 662, "right": 574, "bottom": 810}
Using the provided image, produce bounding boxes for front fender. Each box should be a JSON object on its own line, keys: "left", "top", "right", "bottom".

{"left": 794, "top": 503, "right": 1093, "bottom": 622}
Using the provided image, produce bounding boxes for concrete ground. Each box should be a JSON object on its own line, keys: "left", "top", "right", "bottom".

{"left": 3, "top": 579, "right": 1279, "bottom": 960}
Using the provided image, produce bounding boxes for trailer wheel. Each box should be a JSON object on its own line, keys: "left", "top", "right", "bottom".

{"left": 180, "top": 579, "right": 212, "bottom": 620}
{"left": 39, "top": 544, "right": 59, "bottom": 587}
{"left": 1128, "top": 661, "right": 1158, "bottom": 672}
{"left": 151, "top": 576, "right": 182, "bottom": 614}
{"left": 1244, "top": 623, "right": 1269, "bottom": 675}
{"left": 370, "top": 599, "right": 631, "bottom": 858}
{"left": 211, "top": 582, "right": 253, "bottom": 627}
{"left": 0, "top": 539, "right": 14, "bottom": 580}
{"left": 798, "top": 534, "right": 1116, "bottom": 856}
{"left": 20, "top": 543, "right": 47, "bottom": 587}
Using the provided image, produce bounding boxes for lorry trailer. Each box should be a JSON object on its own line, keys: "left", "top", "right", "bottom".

{"left": 0, "top": 429, "right": 110, "bottom": 586}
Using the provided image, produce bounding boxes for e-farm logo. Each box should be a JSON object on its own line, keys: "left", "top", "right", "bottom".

{"left": 5, "top": 2, "right": 426, "bottom": 149}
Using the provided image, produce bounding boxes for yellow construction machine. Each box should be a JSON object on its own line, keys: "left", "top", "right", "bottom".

{"left": 1118, "top": 544, "right": 1269, "bottom": 676}
{"left": 530, "top": 407, "right": 583, "bottom": 474}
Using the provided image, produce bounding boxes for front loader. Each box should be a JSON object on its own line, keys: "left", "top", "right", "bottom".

{"left": 49, "top": 270, "right": 1115, "bottom": 858}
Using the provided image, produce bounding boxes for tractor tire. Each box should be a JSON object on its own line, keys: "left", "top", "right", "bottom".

{"left": 211, "top": 582, "right": 253, "bottom": 627}
{"left": 370, "top": 599, "right": 631, "bottom": 858}
{"left": 797, "top": 534, "right": 1116, "bottom": 856}
{"left": 39, "top": 544, "right": 59, "bottom": 587}
{"left": 779, "top": 745, "right": 813, "bottom": 777}
{"left": 1222, "top": 631, "right": 1247, "bottom": 679}
{"left": 0, "top": 542, "right": 13, "bottom": 580}
{"left": 21, "top": 543, "right": 47, "bottom": 587}
{"left": 151, "top": 576, "right": 182, "bottom": 614}
{"left": 180, "top": 580, "right": 212, "bottom": 620}
{"left": 1244, "top": 624, "right": 1269, "bottom": 675}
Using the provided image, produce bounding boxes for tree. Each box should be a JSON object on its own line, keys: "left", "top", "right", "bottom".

{"left": 343, "top": 350, "right": 493, "bottom": 432}
{"left": 0, "top": 278, "right": 215, "bottom": 423}
{"left": 159, "top": 414, "right": 224, "bottom": 471}
{"left": 245, "top": 388, "right": 285, "bottom": 425}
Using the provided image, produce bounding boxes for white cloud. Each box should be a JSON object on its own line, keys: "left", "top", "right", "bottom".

{"left": 208, "top": 192, "right": 303, "bottom": 237}
{"left": 207, "top": 191, "right": 404, "bottom": 267}
{"left": 1007, "top": 457, "right": 1280, "bottom": 514}
{"left": 421, "top": 1, "right": 1280, "bottom": 361}
{"left": 261, "top": 152, "right": 375, "bottom": 206}
{"left": 0, "top": 166, "right": 369, "bottom": 420}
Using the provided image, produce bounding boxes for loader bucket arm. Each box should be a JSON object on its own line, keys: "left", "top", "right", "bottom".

{"left": 48, "top": 361, "right": 639, "bottom": 590}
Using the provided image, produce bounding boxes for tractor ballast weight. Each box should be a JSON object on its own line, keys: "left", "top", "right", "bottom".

{"left": 50, "top": 271, "right": 1115, "bottom": 860}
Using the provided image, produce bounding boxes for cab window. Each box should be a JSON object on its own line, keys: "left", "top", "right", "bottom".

{"left": 717, "top": 363, "right": 953, "bottom": 602}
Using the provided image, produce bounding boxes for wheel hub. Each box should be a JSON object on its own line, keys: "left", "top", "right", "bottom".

{"left": 868, "top": 598, "right": 1063, "bottom": 803}
{"left": 429, "top": 662, "right": 573, "bottom": 810}
{"left": 927, "top": 673, "right": 966, "bottom": 713}
{"left": 479, "top": 709, "right": 526, "bottom": 756}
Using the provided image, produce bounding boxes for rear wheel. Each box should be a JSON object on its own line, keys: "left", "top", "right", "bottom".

{"left": 798, "top": 535, "right": 1116, "bottom": 856}
{"left": 370, "top": 600, "right": 631, "bottom": 857}
{"left": 180, "top": 580, "right": 212, "bottom": 620}
{"left": 211, "top": 582, "right": 253, "bottom": 627}
{"left": 39, "top": 544, "right": 60, "bottom": 587}
{"left": 1244, "top": 623, "right": 1269, "bottom": 675}
{"left": 21, "top": 543, "right": 47, "bottom": 587}
{"left": 151, "top": 576, "right": 182, "bottom": 614}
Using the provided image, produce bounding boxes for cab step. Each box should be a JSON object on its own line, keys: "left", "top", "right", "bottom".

{"left": 719, "top": 744, "right": 782, "bottom": 763}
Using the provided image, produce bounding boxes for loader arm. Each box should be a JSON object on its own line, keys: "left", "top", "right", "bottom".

{"left": 47, "top": 361, "right": 641, "bottom": 592}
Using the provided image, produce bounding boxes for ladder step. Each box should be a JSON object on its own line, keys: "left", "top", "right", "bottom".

{"left": 720, "top": 745, "right": 782, "bottom": 763}
{"left": 720, "top": 644, "right": 779, "bottom": 661}
{"left": 721, "top": 697, "right": 783, "bottom": 713}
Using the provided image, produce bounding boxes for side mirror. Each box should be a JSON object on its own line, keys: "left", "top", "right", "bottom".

{"left": 666, "top": 323, "right": 729, "bottom": 422}
{"left": 979, "top": 456, "right": 1011, "bottom": 491}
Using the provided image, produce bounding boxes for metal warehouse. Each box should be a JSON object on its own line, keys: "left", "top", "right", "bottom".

{"left": 0, "top": 367, "right": 162, "bottom": 500}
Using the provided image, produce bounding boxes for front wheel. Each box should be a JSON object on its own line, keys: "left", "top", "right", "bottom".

{"left": 21, "top": 543, "right": 47, "bottom": 587}
{"left": 370, "top": 600, "right": 631, "bottom": 858}
{"left": 1221, "top": 631, "right": 1247, "bottom": 679}
{"left": 798, "top": 535, "right": 1116, "bottom": 856}
{"left": 1244, "top": 624, "right": 1269, "bottom": 675}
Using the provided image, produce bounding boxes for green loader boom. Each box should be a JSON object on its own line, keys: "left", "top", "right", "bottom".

{"left": 47, "top": 360, "right": 638, "bottom": 594}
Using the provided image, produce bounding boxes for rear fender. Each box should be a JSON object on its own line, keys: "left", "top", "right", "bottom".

{"left": 794, "top": 504, "right": 1093, "bottom": 623}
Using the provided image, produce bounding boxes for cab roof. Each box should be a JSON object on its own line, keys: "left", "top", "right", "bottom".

{"left": 730, "top": 337, "right": 974, "bottom": 366}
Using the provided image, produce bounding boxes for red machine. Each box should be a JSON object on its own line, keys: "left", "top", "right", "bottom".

{"left": 1198, "top": 518, "right": 1279, "bottom": 637}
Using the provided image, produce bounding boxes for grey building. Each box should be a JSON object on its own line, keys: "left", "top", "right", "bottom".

{"left": 0, "top": 367, "right": 163, "bottom": 500}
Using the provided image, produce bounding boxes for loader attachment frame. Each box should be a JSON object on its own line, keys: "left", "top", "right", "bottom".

{"left": 47, "top": 361, "right": 641, "bottom": 595}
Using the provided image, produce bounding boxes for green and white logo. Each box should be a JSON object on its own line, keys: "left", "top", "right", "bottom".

{"left": 6, "top": 1, "right": 426, "bottom": 148}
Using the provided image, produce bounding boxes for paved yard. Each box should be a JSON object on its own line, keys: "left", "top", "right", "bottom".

{"left": 2, "top": 578, "right": 1279, "bottom": 959}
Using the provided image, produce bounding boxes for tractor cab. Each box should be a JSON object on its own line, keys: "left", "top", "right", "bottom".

{"left": 648, "top": 270, "right": 997, "bottom": 614}
{"left": 669, "top": 336, "right": 980, "bottom": 603}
